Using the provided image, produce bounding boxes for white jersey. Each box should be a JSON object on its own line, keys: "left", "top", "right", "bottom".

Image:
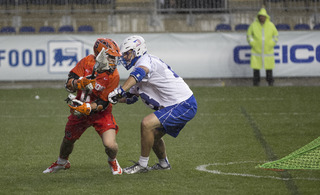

{"left": 129, "top": 53, "right": 193, "bottom": 109}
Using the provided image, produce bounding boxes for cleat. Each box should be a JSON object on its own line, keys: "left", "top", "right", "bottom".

{"left": 150, "top": 163, "right": 171, "bottom": 171}
{"left": 123, "top": 161, "right": 148, "bottom": 174}
{"left": 108, "top": 159, "right": 123, "bottom": 175}
{"left": 43, "top": 161, "right": 70, "bottom": 173}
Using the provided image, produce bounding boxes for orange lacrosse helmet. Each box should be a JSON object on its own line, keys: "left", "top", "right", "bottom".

{"left": 93, "top": 38, "right": 121, "bottom": 57}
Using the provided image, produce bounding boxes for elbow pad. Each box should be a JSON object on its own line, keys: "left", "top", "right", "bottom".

{"left": 130, "top": 67, "right": 146, "bottom": 82}
{"left": 65, "top": 72, "right": 80, "bottom": 92}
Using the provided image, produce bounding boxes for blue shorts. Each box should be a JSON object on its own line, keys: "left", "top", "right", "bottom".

{"left": 154, "top": 95, "right": 197, "bottom": 138}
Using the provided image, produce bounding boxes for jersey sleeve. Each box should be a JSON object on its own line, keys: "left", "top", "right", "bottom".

{"left": 70, "top": 55, "right": 96, "bottom": 77}
{"left": 68, "top": 55, "right": 96, "bottom": 101}
{"left": 129, "top": 85, "right": 139, "bottom": 96}
{"left": 134, "top": 54, "right": 152, "bottom": 79}
{"left": 93, "top": 69, "right": 120, "bottom": 102}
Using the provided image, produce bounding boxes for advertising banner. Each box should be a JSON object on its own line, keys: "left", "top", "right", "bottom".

{"left": 0, "top": 32, "right": 319, "bottom": 81}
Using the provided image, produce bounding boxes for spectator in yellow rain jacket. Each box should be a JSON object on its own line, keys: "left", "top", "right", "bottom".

{"left": 247, "top": 8, "right": 278, "bottom": 86}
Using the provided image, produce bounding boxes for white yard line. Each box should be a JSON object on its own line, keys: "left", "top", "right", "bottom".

{"left": 196, "top": 161, "right": 320, "bottom": 181}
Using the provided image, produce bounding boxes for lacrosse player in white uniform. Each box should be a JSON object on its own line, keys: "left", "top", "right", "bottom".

{"left": 108, "top": 35, "right": 197, "bottom": 174}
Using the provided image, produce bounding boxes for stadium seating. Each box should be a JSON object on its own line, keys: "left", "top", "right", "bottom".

{"left": 275, "top": 23, "right": 291, "bottom": 31}
{"left": 77, "top": 25, "right": 94, "bottom": 33}
{"left": 74, "top": 0, "right": 110, "bottom": 4}
{"left": 0, "top": 0, "right": 111, "bottom": 5}
{"left": 39, "top": 26, "right": 55, "bottom": 33}
{"left": 73, "top": 0, "right": 90, "bottom": 4}
{"left": 293, "top": 23, "right": 310, "bottom": 30}
{"left": 53, "top": 0, "right": 68, "bottom": 5}
{"left": 19, "top": 26, "right": 36, "bottom": 33}
{"left": 215, "top": 24, "right": 232, "bottom": 31}
{"left": 58, "top": 25, "right": 74, "bottom": 33}
{"left": 234, "top": 24, "right": 249, "bottom": 31}
{"left": 0, "top": 26, "right": 16, "bottom": 33}
{"left": 313, "top": 24, "right": 320, "bottom": 30}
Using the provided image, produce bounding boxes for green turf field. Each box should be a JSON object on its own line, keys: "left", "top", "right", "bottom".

{"left": 1, "top": 86, "right": 319, "bottom": 194}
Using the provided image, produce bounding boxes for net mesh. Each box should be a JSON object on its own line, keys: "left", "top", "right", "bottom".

{"left": 257, "top": 137, "right": 320, "bottom": 170}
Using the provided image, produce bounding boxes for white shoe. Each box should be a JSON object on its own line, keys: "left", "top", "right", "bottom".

{"left": 43, "top": 160, "right": 70, "bottom": 173}
{"left": 108, "top": 159, "right": 123, "bottom": 175}
{"left": 150, "top": 163, "right": 171, "bottom": 171}
{"left": 123, "top": 162, "right": 148, "bottom": 174}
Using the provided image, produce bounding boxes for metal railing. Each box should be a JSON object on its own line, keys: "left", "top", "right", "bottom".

{"left": 156, "top": 0, "right": 228, "bottom": 13}
{"left": 0, "top": 0, "right": 319, "bottom": 13}
{"left": 0, "top": 0, "right": 319, "bottom": 33}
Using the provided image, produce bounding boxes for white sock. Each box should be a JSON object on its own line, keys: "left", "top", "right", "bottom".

{"left": 57, "top": 157, "right": 67, "bottom": 164}
{"left": 138, "top": 156, "right": 149, "bottom": 167}
{"left": 159, "top": 157, "right": 170, "bottom": 167}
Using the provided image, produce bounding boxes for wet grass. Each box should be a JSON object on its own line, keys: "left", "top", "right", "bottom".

{"left": 1, "top": 86, "right": 320, "bottom": 194}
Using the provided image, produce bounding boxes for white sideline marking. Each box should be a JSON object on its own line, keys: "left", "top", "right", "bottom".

{"left": 196, "top": 161, "right": 320, "bottom": 181}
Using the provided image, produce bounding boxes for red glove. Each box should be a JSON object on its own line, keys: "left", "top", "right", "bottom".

{"left": 68, "top": 102, "right": 91, "bottom": 115}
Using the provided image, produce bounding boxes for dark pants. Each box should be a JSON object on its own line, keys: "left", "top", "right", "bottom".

{"left": 253, "top": 69, "right": 274, "bottom": 86}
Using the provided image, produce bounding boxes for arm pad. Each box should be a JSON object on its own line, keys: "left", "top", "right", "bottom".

{"left": 130, "top": 67, "right": 146, "bottom": 82}
{"left": 65, "top": 72, "right": 80, "bottom": 92}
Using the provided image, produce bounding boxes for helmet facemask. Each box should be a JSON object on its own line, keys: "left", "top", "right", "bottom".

{"left": 119, "top": 35, "right": 147, "bottom": 70}
{"left": 95, "top": 47, "right": 119, "bottom": 73}
{"left": 119, "top": 49, "right": 137, "bottom": 70}
{"left": 93, "top": 38, "right": 121, "bottom": 73}
{"left": 97, "top": 55, "right": 118, "bottom": 73}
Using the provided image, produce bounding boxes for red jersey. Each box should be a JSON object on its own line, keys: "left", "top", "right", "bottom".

{"left": 69, "top": 54, "right": 120, "bottom": 103}
{"left": 65, "top": 54, "right": 119, "bottom": 140}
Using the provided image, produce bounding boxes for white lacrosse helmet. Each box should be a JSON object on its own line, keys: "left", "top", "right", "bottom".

{"left": 119, "top": 35, "right": 147, "bottom": 70}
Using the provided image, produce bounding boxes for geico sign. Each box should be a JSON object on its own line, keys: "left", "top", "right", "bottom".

{"left": 233, "top": 44, "right": 320, "bottom": 64}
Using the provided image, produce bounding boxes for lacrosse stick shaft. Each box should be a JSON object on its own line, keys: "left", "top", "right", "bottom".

{"left": 83, "top": 63, "right": 98, "bottom": 100}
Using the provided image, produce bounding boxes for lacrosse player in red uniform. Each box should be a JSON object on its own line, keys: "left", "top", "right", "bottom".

{"left": 43, "top": 38, "right": 123, "bottom": 175}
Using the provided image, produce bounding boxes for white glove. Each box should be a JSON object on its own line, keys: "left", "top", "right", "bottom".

{"left": 71, "top": 99, "right": 84, "bottom": 106}
{"left": 68, "top": 99, "right": 84, "bottom": 116}
{"left": 65, "top": 93, "right": 77, "bottom": 105}
{"left": 108, "top": 86, "right": 125, "bottom": 104}
{"left": 68, "top": 100, "right": 91, "bottom": 115}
